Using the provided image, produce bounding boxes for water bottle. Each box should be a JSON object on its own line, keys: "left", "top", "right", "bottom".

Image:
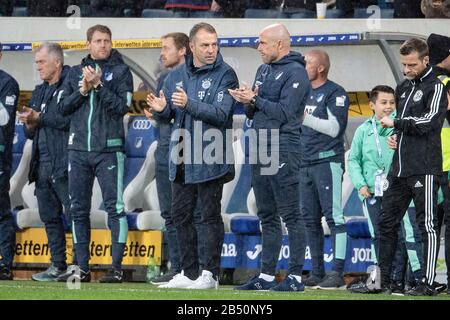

{"left": 146, "top": 256, "right": 160, "bottom": 283}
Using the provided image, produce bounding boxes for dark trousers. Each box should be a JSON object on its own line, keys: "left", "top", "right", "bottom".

{"left": 253, "top": 152, "right": 306, "bottom": 276}
{"left": 155, "top": 147, "right": 204, "bottom": 273}
{"left": 36, "top": 162, "right": 70, "bottom": 269}
{"left": 363, "top": 198, "right": 423, "bottom": 281}
{"left": 68, "top": 150, "right": 128, "bottom": 272}
{"left": 171, "top": 175, "right": 225, "bottom": 279}
{"left": 0, "top": 170, "right": 15, "bottom": 268}
{"left": 300, "top": 161, "right": 346, "bottom": 276}
{"left": 437, "top": 172, "right": 450, "bottom": 282}
{"left": 379, "top": 175, "right": 439, "bottom": 286}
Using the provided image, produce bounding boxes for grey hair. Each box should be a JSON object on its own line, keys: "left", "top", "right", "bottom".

{"left": 36, "top": 42, "right": 64, "bottom": 65}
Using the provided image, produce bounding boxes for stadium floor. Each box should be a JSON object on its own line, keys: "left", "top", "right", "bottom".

{"left": 0, "top": 281, "right": 449, "bottom": 300}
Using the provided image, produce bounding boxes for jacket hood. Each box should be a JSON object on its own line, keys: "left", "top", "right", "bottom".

{"left": 185, "top": 51, "right": 224, "bottom": 74}
{"left": 82, "top": 49, "right": 125, "bottom": 67}
{"left": 271, "top": 51, "right": 306, "bottom": 67}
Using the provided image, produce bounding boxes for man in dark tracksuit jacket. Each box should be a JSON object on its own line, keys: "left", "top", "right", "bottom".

{"left": 57, "top": 25, "right": 133, "bottom": 283}
{"left": 379, "top": 38, "right": 448, "bottom": 296}
{"left": 230, "top": 24, "right": 309, "bottom": 292}
{"left": 148, "top": 23, "right": 238, "bottom": 289}
{"left": 427, "top": 33, "right": 450, "bottom": 294}
{"left": 300, "top": 49, "right": 349, "bottom": 289}
{"left": 0, "top": 48, "right": 19, "bottom": 280}
{"left": 19, "top": 44, "right": 72, "bottom": 281}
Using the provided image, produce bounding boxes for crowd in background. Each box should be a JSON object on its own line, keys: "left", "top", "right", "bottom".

{"left": 0, "top": 0, "right": 449, "bottom": 18}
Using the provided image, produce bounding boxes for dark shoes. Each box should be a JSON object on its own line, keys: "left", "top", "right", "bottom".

{"left": 99, "top": 268, "right": 123, "bottom": 283}
{"left": 0, "top": 264, "right": 13, "bottom": 281}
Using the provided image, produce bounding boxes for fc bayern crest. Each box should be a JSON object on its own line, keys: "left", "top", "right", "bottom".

{"left": 202, "top": 79, "right": 212, "bottom": 89}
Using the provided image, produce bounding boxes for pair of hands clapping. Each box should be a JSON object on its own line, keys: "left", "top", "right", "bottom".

{"left": 144, "top": 87, "right": 188, "bottom": 119}
{"left": 80, "top": 65, "right": 103, "bottom": 95}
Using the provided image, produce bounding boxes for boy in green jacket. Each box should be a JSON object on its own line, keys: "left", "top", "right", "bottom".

{"left": 348, "top": 85, "right": 424, "bottom": 294}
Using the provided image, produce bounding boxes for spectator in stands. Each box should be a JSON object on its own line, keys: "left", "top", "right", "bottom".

{"left": 90, "top": 0, "right": 127, "bottom": 17}
{"left": 27, "top": 0, "right": 68, "bottom": 17}
{"left": 421, "top": 0, "right": 450, "bottom": 18}
{"left": 347, "top": 85, "right": 424, "bottom": 295}
{"left": 0, "top": 0, "right": 14, "bottom": 16}
{"left": 299, "top": 49, "right": 349, "bottom": 289}
{"left": 393, "top": 0, "right": 424, "bottom": 18}
{"left": 0, "top": 43, "right": 19, "bottom": 281}
{"left": 230, "top": 23, "right": 309, "bottom": 292}
{"left": 335, "top": 0, "right": 377, "bottom": 18}
{"left": 427, "top": 33, "right": 450, "bottom": 294}
{"left": 18, "top": 43, "right": 73, "bottom": 281}
{"left": 56, "top": 25, "right": 133, "bottom": 284}
{"left": 125, "top": 0, "right": 165, "bottom": 17}
{"left": 378, "top": 38, "right": 447, "bottom": 296}
{"left": 143, "top": 32, "right": 193, "bottom": 285}
{"left": 147, "top": 22, "right": 238, "bottom": 289}
{"left": 211, "top": 0, "right": 246, "bottom": 18}
{"left": 165, "top": 0, "right": 211, "bottom": 16}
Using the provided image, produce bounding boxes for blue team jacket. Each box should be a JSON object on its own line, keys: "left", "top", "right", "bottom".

{"left": 155, "top": 52, "right": 239, "bottom": 184}
{"left": 58, "top": 49, "right": 133, "bottom": 153}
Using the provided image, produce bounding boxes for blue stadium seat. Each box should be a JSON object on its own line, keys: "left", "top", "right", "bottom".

{"left": 124, "top": 116, "right": 159, "bottom": 188}
{"left": 326, "top": 9, "right": 345, "bottom": 18}
{"left": 189, "top": 10, "right": 223, "bottom": 18}
{"left": 11, "top": 121, "right": 27, "bottom": 176}
{"left": 354, "top": 8, "right": 394, "bottom": 18}
{"left": 230, "top": 215, "right": 261, "bottom": 235}
{"left": 123, "top": 8, "right": 133, "bottom": 17}
{"left": 289, "top": 9, "right": 316, "bottom": 19}
{"left": 142, "top": 9, "right": 174, "bottom": 18}
{"left": 244, "top": 9, "right": 283, "bottom": 18}
{"left": 222, "top": 117, "right": 253, "bottom": 214}
{"left": 79, "top": 4, "right": 91, "bottom": 17}
{"left": 12, "top": 7, "right": 27, "bottom": 17}
{"left": 346, "top": 217, "right": 371, "bottom": 239}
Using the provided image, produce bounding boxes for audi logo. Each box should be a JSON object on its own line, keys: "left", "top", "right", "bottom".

{"left": 132, "top": 119, "right": 152, "bottom": 130}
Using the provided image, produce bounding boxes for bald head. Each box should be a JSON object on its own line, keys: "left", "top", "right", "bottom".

{"left": 258, "top": 24, "right": 291, "bottom": 64}
{"left": 305, "top": 49, "right": 331, "bottom": 88}
{"left": 260, "top": 23, "right": 291, "bottom": 48}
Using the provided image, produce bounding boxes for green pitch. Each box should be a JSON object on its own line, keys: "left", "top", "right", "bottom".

{"left": 0, "top": 281, "right": 449, "bottom": 300}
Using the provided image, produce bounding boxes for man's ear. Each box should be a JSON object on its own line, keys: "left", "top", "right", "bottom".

{"left": 423, "top": 55, "right": 430, "bottom": 66}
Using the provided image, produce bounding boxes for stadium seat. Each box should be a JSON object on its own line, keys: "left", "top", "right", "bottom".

{"left": 244, "top": 9, "right": 284, "bottom": 19}
{"left": 326, "top": 9, "right": 345, "bottom": 18}
{"left": 123, "top": 142, "right": 157, "bottom": 213}
{"left": 123, "top": 116, "right": 158, "bottom": 212}
{"left": 12, "top": 7, "right": 27, "bottom": 16}
{"left": 354, "top": 8, "right": 394, "bottom": 18}
{"left": 289, "top": 9, "right": 316, "bottom": 19}
{"left": 346, "top": 217, "right": 371, "bottom": 238}
{"left": 189, "top": 11, "right": 223, "bottom": 18}
{"left": 123, "top": 8, "right": 133, "bottom": 17}
{"left": 9, "top": 121, "right": 31, "bottom": 209}
{"left": 221, "top": 115, "right": 252, "bottom": 214}
{"left": 141, "top": 9, "right": 174, "bottom": 18}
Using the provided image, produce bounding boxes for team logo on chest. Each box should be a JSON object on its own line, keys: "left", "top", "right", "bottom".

{"left": 413, "top": 90, "right": 423, "bottom": 102}
{"left": 316, "top": 93, "right": 325, "bottom": 103}
{"left": 202, "top": 78, "right": 212, "bottom": 90}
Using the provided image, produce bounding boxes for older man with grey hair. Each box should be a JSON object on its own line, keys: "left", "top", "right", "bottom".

{"left": 18, "top": 42, "right": 73, "bottom": 281}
